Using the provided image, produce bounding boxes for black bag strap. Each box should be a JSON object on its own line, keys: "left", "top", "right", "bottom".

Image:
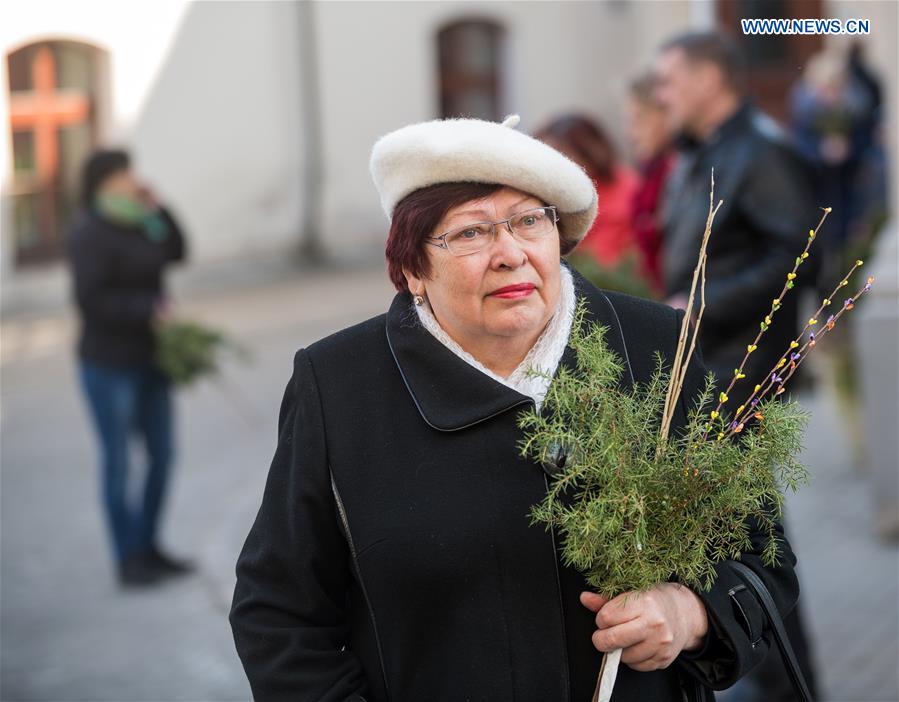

{"left": 729, "top": 561, "right": 814, "bottom": 702}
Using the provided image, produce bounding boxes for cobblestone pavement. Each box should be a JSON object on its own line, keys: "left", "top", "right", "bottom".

{"left": 2, "top": 264, "right": 896, "bottom": 701}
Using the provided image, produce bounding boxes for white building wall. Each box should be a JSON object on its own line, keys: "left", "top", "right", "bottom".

{"left": 0, "top": 1, "right": 188, "bottom": 284}
{"left": 129, "top": 1, "right": 307, "bottom": 264}
{"left": 2, "top": 0, "right": 694, "bottom": 312}
{"left": 1, "top": 1, "right": 310, "bottom": 312}
{"left": 6, "top": 0, "right": 891, "bottom": 314}
{"left": 313, "top": 0, "right": 692, "bottom": 259}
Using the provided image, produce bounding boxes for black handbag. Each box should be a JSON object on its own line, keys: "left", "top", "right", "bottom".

{"left": 729, "top": 561, "right": 814, "bottom": 702}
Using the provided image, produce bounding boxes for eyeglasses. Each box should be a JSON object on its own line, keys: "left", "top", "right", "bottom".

{"left": 426, "top": 206, "right": 559, "bottom": 257}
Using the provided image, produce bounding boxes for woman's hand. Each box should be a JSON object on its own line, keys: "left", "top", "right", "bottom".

{"left": 580, "top": 584, "right": 709, "bottom": 671}
{"left": 137, "top": 184, "right": 160, "bottom": 210}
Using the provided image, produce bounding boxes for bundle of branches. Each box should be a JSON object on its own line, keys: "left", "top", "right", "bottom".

{"left": 518, "top": 302, "right": 811, "bottom": 596}
{"left": 154, "top": 319, "right": 247, "bottom": 387}
{"left": 518, "top": 179, "right": 874, "bottom": 701}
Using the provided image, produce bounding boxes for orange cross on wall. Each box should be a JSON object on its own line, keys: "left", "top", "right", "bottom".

{"left": 9, "top": 45, "right": 90, "bottom": 178}
{"left": 8, "top": 45, "right": 91, "bottom": 257}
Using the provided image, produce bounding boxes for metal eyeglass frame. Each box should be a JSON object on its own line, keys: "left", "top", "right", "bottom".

{"left": 425, "top": 205, "right": 559, "bottom": 256}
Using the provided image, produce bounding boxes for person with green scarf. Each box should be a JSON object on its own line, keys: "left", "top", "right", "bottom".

{"left": 66, "top": 149, "right": 191, "bottom": 587}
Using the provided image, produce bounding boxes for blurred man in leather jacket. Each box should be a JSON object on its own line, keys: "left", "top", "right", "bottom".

{"left": 656, "top": 31, "right": 818, "bottom": 396}
{"left": 655, "top": 31, "right": 819, "bottom": 702}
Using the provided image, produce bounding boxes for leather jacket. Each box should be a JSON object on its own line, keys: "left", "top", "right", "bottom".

{"left": 661, "top": 103, "right": 818, "bottom": 392}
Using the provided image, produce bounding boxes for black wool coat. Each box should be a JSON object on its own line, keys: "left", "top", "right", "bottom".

{"left": 230, "top": 269, "right": 800, "bottom": 702}
{"left": 66, "top": 207, "right": 186, "bottom": 366}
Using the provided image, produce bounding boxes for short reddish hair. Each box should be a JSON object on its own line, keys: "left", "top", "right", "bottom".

{"left": 385, "top": 181, "right": 575, "bottom": 292}
{"left": 385, "top": 182, "right": 502, "bottom": 292}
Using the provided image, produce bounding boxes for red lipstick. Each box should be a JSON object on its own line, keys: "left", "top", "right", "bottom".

{"left": 490, "top": 283, "right": 536, "bottom": 299}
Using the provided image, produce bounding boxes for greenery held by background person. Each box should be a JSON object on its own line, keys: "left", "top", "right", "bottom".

{"left": 566, "top": 250, "right": 658, "bottom": 301}
{"left": 155, "top": 319, "right": 249, "bottom": 387}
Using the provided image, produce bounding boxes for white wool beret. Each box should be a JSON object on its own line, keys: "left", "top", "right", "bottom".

{"left": 369, "top": 115, "right": 598, "bottom": 247}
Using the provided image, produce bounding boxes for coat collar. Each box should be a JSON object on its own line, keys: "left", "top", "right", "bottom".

{"left": 385, "top": 266, "right": 633, "bottom": 431}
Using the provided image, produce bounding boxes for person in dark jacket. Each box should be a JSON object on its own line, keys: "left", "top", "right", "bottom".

{"left": 229, "top": 116, "right": 801, "bottom": 701}
{"left": 655, "top": 32, "right": 819, "bottom": 395}
{"left": 655, "top": 32, "right": 819, "bottom": 701}
{"left": 67, "top": 149, "right": 192, "bottom": 587}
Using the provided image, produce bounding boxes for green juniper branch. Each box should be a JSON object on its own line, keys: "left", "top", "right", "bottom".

{"left": 518, "top": 298, "right": 811, "bottom": 597}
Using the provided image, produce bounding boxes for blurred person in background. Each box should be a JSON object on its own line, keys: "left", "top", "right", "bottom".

{"left": 845, "top": 42, "right": 889, "bottom": 237}
{"left": 230, "top": 115, "right": 801, "bottom": 702}
{"left": 655, "top": 30, "right": 818, "bottom": 398}
{"left": 790, "top": 44, "right": 887, "bottom": 297}
{"left": 534, "top": 115, "right": 642, "bottom": 279}
{"left": 655, "top": 31, "right": 819, "bottom": 702}
{"left": 66, "top": 149, "right": 192, "bottom": 587}
{"left": 627, "top": 72, "right": 675, "bottom": 297}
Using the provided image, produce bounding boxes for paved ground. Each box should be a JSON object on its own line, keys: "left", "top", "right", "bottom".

{"left": 2, "top": 263, "right": 897, "bottom": 702}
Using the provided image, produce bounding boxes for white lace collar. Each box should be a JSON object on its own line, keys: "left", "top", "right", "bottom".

{"left": 414, "top": 265, "right": 575, "bottom": 412}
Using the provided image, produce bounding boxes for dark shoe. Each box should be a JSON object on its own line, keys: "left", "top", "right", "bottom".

{"left": 145, "top": 547, "right": 195, "bottom": 577}
{"left": 119, "top": 555, "right": 165, "bottom": 587}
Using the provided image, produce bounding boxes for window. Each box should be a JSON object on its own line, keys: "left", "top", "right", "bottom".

{"left": 6, "top": 41, "right": 102, "bottom": 265}
{"left": 437, "top": 20, "right": 504, "bottom": 121}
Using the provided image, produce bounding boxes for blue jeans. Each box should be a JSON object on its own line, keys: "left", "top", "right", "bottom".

{"left": 79, "top": 361, "right": 174, "bottom": 564}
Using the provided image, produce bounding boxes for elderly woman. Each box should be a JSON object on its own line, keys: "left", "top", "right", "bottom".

{"left": 230, "top": 116, "right": 799, "bottom": 701}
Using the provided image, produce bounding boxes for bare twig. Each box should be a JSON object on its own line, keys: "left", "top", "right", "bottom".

{"left": 659, "top": 172, "right": 721, "bottom": 447}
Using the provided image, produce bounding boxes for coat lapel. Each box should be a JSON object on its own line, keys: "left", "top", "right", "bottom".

{"left": 385, "top": 265, "right": 633, "bottom": 432}
{"left": 385, "top": 293, "right": 531, "bottom": 431}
